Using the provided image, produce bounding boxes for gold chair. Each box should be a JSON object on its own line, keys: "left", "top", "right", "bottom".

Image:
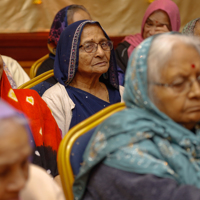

{"left": 29, "top": 54, "right": 49, "bottom": 79}
{"left": 57, "top": 102, "right": 126, "bottom": 200}
{"left": 18, "top": 69, "right": 54, "bottom": 89}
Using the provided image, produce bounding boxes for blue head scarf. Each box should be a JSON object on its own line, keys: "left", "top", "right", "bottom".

{"left": 54, "top": 20, "right": 119, "bottom": 89}
{"left": 73, "top": 32, "right": 200, "bottom": 199}
{"left": 0, "top": 99, "right": 35, "bottom": 155}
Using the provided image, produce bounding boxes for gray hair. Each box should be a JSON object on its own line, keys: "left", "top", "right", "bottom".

{"left": 67, "top": 4, "right": 91, "bottom": 25}
{"left": 147, "top": 34, "right": 200, "bottom": 81}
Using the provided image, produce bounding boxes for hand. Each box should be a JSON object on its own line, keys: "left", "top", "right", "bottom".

{"left": 155, "top": 25, "right": 170, "bottom": 34}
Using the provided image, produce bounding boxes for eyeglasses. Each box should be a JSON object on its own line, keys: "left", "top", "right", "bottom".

{"left": 149, "top": 75, "right": 200, "bottom": 95}
{"left": 79, "top": 41, "right": 113, "bottom": 53}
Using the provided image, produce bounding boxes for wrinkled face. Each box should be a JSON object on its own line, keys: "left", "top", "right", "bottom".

{"left": 0, "top": 55, "right": 3, "bottom": 81}
{"left": 143, "top": 10, "right": 171, "bottom": 39}
{"left": 148, "top": 43, "right": 200, "bottom": 129}
{"left": 0, "top": 119, "right": 32, "bottom": 200}
{"left": 78, "top": 24, "right": 111, "bottom": 77}
{"left": 69, "top": 9, "right": 91, "bottom": 25}
{"left": 194, "top": 21, "right": 200, "bottom": 38}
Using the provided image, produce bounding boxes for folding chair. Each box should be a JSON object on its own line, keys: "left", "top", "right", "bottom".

{"left": 18, "top": 70, "right": 54, "bottom": 96}
{"left": 29, "top": 54, "right": 49, "bottom": 79}
{"left": 58, "top": 102, "right": 126, "bottom": 200}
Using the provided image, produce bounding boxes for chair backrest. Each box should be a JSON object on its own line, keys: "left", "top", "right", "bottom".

{"left": 57, "top": 102, "right": 126, "bottom": 200}
{"left": 70, "top": 127, "right": 96, "bottom": 176}
{"left": 18, "top": 70, "right": 54, "bottom": 89}
{"left": 29, "top": 54, "right": 49, "bottom": 79}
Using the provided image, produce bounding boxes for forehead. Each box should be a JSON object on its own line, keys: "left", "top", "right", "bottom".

{"left": 80, "top": 24, "right": 107, "bottom": 43}
{"left": 72, "top": 10, "right": 91, "bottom": 24}
{"left": 159, "top": 43, "right": 200, "bottom": 79}
{"left": 0, "top": 120, "right": 31, "bottom": 165}
{"left": 148, "top": 10, "right": 170, "bottom": 23}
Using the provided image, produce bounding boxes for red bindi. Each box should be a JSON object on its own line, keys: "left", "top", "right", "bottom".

{"left": 191, "top": 64, "right": 195, "bottom": 68}
{"left": 155, "top": 21, "right": 158, "bottom": 23}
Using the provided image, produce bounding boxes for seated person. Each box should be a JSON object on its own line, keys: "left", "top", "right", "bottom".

{"left": 36, "top": 4, "right": 92, "bottom": 84}
{"left": 115, "top": 0, "right": 180, "bottom": 74}
{"left": 0, "top": 55, "right": 61, "bottom": 178}
{"left": 182, "top": 18, "right": 200, "bottom": 37}
{"left": 42, "top": 20, "right": 124, "bottom": 138}
{"left": 2, "top": 55, "right": 30, "bottom": 87}
{"left": 73, "top": 33, "right": 200, "bottom": 200}
{"left": 0, "top": 100, "right": 65, "bottom": 200}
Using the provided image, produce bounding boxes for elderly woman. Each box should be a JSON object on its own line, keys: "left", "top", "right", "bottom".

{"left": 42, "top": 20, "right": 124, "bottom": 137}
{"left": 0, "top": 55, "right": 61, "bottom": 178}
{"left": 115, "top": 0, "right": 180, "bottom": 76}
{"left": 73, "top": 33, "right": 200, "bottom": 200}
{"left": 36, "top": 4, "right": 91, "bottom": 84}
{"left": 0, "top": 100, "right": 65, "bottom": 200}
{"left": 182, "top": 18, "right": 200, "bottom": 37}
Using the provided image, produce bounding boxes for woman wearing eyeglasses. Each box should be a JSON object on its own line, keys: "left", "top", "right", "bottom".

{"left": 42, "top": 20, "right": 124, "bottom": 137}
{"left": 115, "top": 0, "right": 180, "bottom": 77}
{"left": 73, "top": 33, "right": 200, "bottom": 200}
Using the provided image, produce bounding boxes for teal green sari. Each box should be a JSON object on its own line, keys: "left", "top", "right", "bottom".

{"left": 73, "top": 33, "right": 200, "bottom": 200}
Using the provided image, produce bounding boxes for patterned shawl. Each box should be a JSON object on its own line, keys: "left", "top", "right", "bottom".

{"left": 54, "top": 20, "right": 119, "bottom": 89}
{"left": 48, "top": 6, "right": 70, "bottom": 55}
{"left": 0, "top": 70, "right": 62, "bottom": 177}
{"left": 73, "top": 32, "right": 200, "bottom": 199}
{"left": 182, "top": 18, "right": 200, "bottom": 35}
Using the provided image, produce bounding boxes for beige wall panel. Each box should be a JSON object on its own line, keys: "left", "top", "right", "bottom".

{"left": 0, "top": 0, "right": 199, "bottom": 36}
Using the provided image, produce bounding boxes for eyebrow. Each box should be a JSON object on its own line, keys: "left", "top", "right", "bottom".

{"left": 147, "top": 17, "right": 169, "bottom": 27}
{"left": 146, "top": 18, "right": 153, "bottom": 23}
{"left": 167, "top": 72, "right": 198, "bottom": 83}
{"left": 81, "top": 38, "right": 108, "bottom": 44}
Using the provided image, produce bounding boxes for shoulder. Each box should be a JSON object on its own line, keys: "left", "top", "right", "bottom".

{"left": 28, "top": 164, "right": 56, "bottom": 183}
{"left": 1, "top": 55, "right": 17, "bottom": 64}
{"left": 124, "top": 33, "right": 142, "bottom": 42}
{"left": 42, "top": 83, "right": 75, "bottom": 110}
{"left": 42, "top": 83, "right": 66, "bottom": 98}
{"left": 2, "top": 55, "right": 25, "bottom": 71}
{"left": 20, "top": 164, "right": 65, "bottom": 200}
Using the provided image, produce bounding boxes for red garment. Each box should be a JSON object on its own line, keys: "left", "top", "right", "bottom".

{"left": 0, "top": 71, "right": 62, "bottom": 176}
{"left": 1, "top": 71, "right": 61, "bottom": 150}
